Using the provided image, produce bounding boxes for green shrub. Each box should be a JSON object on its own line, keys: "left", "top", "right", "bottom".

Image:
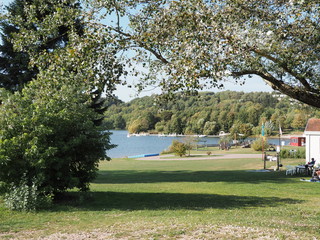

{"left": 280, "top": 148, "right": 305, "bottom": 159}
{"left": 4, "top": 176, "right": 52, "bottom": 211}
{"left": 296, "top": 148, "right": 306, "bottom": 158}
{"left": 0, "top": 73, "right": 113, "bottom": 195}
{"left": 280, "top": 149, "right": 290, "bottom": 158}
{"left": 251, "top": 138, "right": 269, "bottom": 151}
{"left": 219, "top": 136, "right": 231, "bottom": 150}
{"left": 169, "top": 140, "right": 187, "bottom": 157}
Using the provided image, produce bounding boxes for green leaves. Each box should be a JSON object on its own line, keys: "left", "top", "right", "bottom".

{"left": 95, "top": 0, "right": 320, "bottom": 108}
{"left": 0, "top": 0, "right": 121, "bottom": 199}
{"left": 0, "top": 61, "right": 113, "bottom": 193}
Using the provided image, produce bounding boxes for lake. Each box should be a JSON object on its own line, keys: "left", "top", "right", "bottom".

{"left": 107, "top": 130, "right": 291, "bottom": 158}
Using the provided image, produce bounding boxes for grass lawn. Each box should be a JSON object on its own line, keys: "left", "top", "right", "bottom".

{"left": 194, "top": 146, "right": 257, "bottom": 154}
{"left": 0, "top": 148, "right": 319, "bottom": 239}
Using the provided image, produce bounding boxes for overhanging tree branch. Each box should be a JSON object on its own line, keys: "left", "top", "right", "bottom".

{"left": 112, "top": 27, "right": 170, "bottom": 64}
{"left": 232, "top": 70, "right": 320, "bottom": 108}
{"left": 252, "top": 48, "right": 314, "bottom": 92}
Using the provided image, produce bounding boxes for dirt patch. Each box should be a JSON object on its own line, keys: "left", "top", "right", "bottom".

{"left": 1, "top": 223, "right": 311, "bottom": 240}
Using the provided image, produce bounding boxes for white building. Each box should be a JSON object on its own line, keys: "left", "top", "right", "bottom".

{"left": 304, "top": 118, "right": 320, "bottom": 164}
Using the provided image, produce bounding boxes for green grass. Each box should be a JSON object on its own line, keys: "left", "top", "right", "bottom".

{"left": 194, "top": 146, "right": 257, "bottom": 154}
{"left": 0, "top": 149, "right": 319, "bottom": 239}
{"left": 184, "top": 145, "right": 257, "bottom": 154}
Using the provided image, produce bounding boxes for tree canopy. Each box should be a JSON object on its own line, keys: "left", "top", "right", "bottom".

{"left": 0, "top": 0, "right": 84, "bottom": 91}
{"left": 0, "top": 0, "right": 123, "bottom": 207}
{"left": 94, "top": 0, "right": 320, "bottom": 108}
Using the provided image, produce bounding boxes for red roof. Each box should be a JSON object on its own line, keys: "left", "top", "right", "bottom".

{"left": 305, "top": 118, "right": 320, "bottom": 131}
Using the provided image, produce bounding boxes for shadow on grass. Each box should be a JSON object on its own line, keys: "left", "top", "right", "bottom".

{"left": 54, "top": 191, "right": 302, "bottom": 212}
{"left": 94, "top": 170, "right": 296, "bottom": 184}
{"left": 48, "top": 170, "right": 303, "bottom": 212}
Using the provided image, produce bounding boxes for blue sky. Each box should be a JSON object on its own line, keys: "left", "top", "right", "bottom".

{"left": 1, "top": 0, "right": 11, "bottom": 7}
{"left": 1, "top": 0, "right": 273, "bottom": 102}
{"left": 120, "top": 75, "right": 273, "bottom": 102}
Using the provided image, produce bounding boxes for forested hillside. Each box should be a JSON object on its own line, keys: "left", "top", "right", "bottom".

{"left": 103, "top": 91, "right": 320, "bottom": 136}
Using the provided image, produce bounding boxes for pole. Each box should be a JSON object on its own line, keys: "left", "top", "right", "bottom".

{"left": 277, "top": 124, "right": 282, "bottom": 171}
{"left": 262, "top": 123, "right": 265, "bottom": 169}
{"left": 277, "top": 133, "right": 281, "bottom": 171}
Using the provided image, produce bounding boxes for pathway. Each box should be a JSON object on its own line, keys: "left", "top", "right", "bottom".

{"left": 136, "top": 154, "right": 262, "bottom": 161}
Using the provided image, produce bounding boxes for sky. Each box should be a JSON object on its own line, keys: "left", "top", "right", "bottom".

{"left": 119, "top": 75, "right": 273, "bottom": 102}
{"left": 1, "top": 0, "right": 11, "bottom": 8}
{"left": 1, "top": 0, "right": 273, "bottom": 102}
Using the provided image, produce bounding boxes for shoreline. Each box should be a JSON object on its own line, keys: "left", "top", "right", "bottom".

{"left": 269, "top": 134, "right": 304, "bottom": 139}
{"left": 125, "top": 132, "right": 303, "bottom": 139}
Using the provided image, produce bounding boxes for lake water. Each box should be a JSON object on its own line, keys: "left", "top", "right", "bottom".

{"left": 107, "top": 130, "right": 291, "bottom": 158}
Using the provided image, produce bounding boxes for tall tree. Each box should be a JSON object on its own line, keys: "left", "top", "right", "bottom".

{"left": 0, "top": 0, "right": 36, "bottom": 91}
{"left": 0, "top": 0, "right": 123, "bottom": 205}
{"left": 1, "top": 0, "right": 121, "bottom": 126}
{"left": 96, "top": 0, "right": 320, "bottom": 108}
{"left": 0, "top": 0, "right": 84, "bottom": 91}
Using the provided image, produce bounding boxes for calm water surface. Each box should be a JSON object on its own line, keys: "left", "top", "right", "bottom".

{"left": 107, "top": 130, "right": 290, "bottom": 158}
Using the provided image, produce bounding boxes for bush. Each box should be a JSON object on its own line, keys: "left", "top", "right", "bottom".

{"left": 169, "top": 140, "right": 187, "bottom": 157}
{"left": 4, "top": 176, "right": 52, "bottom": 211}
{"left": 251, "top": 138, "right": 269, "bottom": 151}
{"left": 296, "top": 148, "right": 306, "bottom": 158}
{"left": 219, "top": 136, "right": 231, "bottom": 150}
{"left": 0, "top": 73, "right": 114, "bottom": 196}
{"left": 280, "top": 149, "right": 290, "bottom": 158}
{"left": 280, "top": 148, "right": 305, "bottom": 159}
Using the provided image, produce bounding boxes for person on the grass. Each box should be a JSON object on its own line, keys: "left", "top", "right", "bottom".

{"left": 305, "top": 158, "right": 316, "bottom": 175}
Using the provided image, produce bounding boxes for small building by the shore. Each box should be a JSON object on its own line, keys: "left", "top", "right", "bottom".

{"left": 289, "top": 136, "right": 305, "bottom": 147}
{"left": 304, "top": 118, "right": 320, "bottom": 163}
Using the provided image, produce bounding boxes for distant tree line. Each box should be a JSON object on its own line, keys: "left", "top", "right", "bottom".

{"left": 103, "top": 91, "right": 320, "bottom": 138}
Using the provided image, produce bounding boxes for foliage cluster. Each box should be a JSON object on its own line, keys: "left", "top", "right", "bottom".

{"left": 251, "top": 138, "right": 270, "bottom": 151}
{"left": 0, "top": 0, "right": 83, "bottom": 92}
{"left": 168, "top": 140, "right": 187, "bottom": 157}
{"left": 0, "top": 71, "right": 113, "bottom": 196}
{"left": 104, "top": 91, "right": 318, "bottom": 136}
{"left": 0, "top": 0, "right": 120, "bottom": 210}
{"left": 280, "top": 149, "right": 305, "bottom": 159}
{"left": 4, "top": 175, "right": 52, "bottom": 211}
{"left": 218, "top": 136, "right": 232, "bottom": 150}
{"left": 101, "top": 0, "right": 320, "bottom": 109}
